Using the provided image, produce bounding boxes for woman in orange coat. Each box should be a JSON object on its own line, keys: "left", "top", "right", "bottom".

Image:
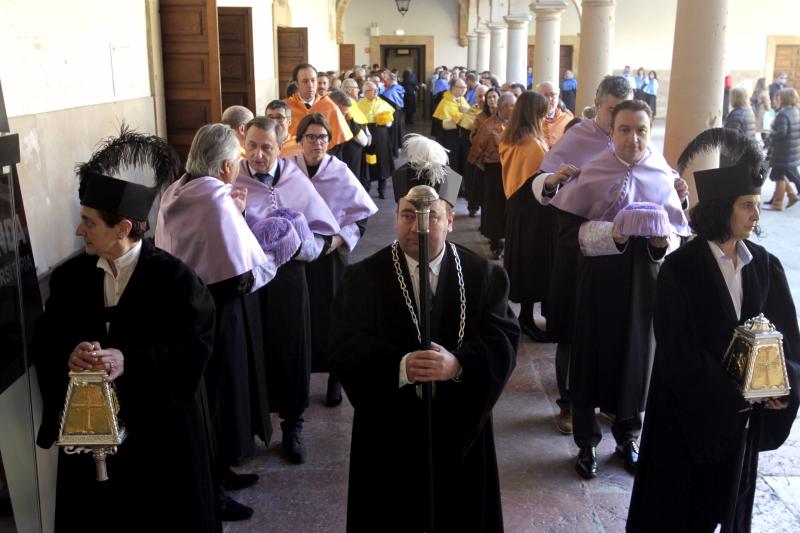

{"left": 500, "top": 91, "right": 553, "bottom": 342}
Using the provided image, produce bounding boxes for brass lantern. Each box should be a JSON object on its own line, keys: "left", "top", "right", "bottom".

{"left": 722, "top": 314, "right": 792, "bottom": 402}
{"left": 56, "top": 371, "right": 126, "bottom": 481}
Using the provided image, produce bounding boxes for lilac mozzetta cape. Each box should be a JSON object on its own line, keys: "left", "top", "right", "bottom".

{"left": 156, "top": 175, "right": 274, "bottom": 286}
{"left": 292, "top": 154, "right": 378, "bottom": 227}
{"left": 550, "top": 147, "right": 691, "bottom": 236}
{"left": 236, "top": 158, "right": 340, "bottom": 236}
{"left": 540, "top": 118, "right": 612, "bottom": 172}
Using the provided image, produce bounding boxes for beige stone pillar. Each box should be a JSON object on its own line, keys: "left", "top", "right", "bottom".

{"left": 575, "top": 0, "right": 615, "bottom": 111}
{"left": 531, "top": 1, "right": 567, "bottom": 88}
{"left": 466, "top": 32, "right": 478, "bottom": 71}
{"left": 477, "top": 28, "right": 491, "bottom": 72}
{"left": 663, "top": 0, "right": 730, "bottom": 203}
{"left": 488, "top": 22, "right": 508, "bottom": 82}
{"left": 504, "top": 14, "right": 531, "bottom": 86}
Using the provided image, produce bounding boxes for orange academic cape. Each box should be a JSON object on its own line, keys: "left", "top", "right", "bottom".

{"left": 499, "top": 135, "right": 549, "bottom": 198}
{"left": 543, "top": 107, "right": 574, "bottom": 148}
{"left": 283, "top": 93, "right": 353, "bottom": 152}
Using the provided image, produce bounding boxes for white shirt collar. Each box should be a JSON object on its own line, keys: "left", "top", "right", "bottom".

{"left": 404, "top": 245, "right": 446, "bottom": 276}
{"left": 97, "top": 240, "right": 142, "bottom": 277}
{"left": 707, "top": 239, "right": 753, "bottom": 268}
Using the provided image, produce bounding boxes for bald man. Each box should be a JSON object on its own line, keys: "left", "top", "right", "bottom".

{"left": 221, "top": 105, "right": 255, "bottom": 147}
{"left": 537, "top": 81, "right": 573, "bottom": 148}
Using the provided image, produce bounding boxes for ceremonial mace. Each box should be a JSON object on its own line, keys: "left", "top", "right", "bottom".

{"left": 405, "top": 184, "right": 439, "bottom": 533}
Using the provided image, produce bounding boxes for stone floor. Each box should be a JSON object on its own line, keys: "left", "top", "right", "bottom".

{"left": 224, "top": 119, "right": 800, "bottom": 532}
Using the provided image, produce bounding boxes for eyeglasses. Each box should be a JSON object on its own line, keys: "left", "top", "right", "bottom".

{"left": 304, "top": 133, "right": 329, "bottom": 144}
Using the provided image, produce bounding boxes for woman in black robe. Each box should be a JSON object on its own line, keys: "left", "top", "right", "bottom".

{"left": 628, "top": 131, "right": 800, "bottom": 533}
{"left": 35, "top": 161, "right": 220, "bottom": 532}
{"left": 327, "top": 89, "right": 369, "bottom": 188}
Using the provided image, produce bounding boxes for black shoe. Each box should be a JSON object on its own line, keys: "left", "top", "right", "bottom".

{"left": 575, "top": 446, "right": 598, "bottom": 479}
{"left": 220, "top": 497, "right": 254, "bottom": 521}
{"left": 615, "top": 440, "right": 639, "bottom": 475}
{"left": 282, "top": 430, "right": 306, "bottom": 464}
{"left": 222, "top": 470, "right": 259, "bottom": 491}
{"left": 378, "top": 191, "right": 386, "bottom": 200}
{"left": 520, "top": 319, "right": 549, "bottom": 343}
{"left": 326, "top": 376, "right": 343, "bottom": 407}
{"left": 468, "top": 208, "right": 478, "bottom": 217}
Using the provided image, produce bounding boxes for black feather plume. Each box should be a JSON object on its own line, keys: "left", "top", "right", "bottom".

{"left": 676, "top": 127, "right": 766, "bottom": 184}
{"left": 75, "top": 123, "right": 181, "bottom": 190}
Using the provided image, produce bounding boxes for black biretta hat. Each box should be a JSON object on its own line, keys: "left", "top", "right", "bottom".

{"left": 79, "top": 172, "right": 158, "bottom": 221}
{"left": 392, "top": 134, "right": 462, "bottom": 206}
{"left": 677, "top": 128, "right": 765, "bottom": 202}
{"left": 76, "top": 124, "right": 180, "bottom": 220}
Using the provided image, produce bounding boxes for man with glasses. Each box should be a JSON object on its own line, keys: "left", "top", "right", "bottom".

{"left": 237, "top": 116, "right": 341, "bottom": 464}
{"left": 432, "top": 77, "right": 470, "bottom": 174}
{"left": 538, "top": 81, "right": 574, "bottom": 148}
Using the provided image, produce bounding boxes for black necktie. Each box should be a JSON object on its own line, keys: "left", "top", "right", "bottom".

{"left": 254, "top": 173, "right": 271, "bottom": 184}
{"left": 305, "top": 103, "right": 312, "bottom": 109}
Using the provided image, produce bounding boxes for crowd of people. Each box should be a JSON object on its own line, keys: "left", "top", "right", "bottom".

{"left": 32, "top": 57, "right": 800, "bottom": 533}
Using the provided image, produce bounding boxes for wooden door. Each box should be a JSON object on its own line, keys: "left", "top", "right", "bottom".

{"left": 160, "top": 0, "right": 222, "bottom": 166}
{"left": 528, "top": 45, "right": 574, "bottom": 84}
{"left": 775, "top": 45, "right": 800, "bottom": 88}
{"left": 339, "top": 44, "right": 355, "bottom": 72}
{"left": 527, "top": 45, "right": 535, "bottom": 71}
{"left": 218, "top": 7, "right": 256, "bottom": 112}
{"left": 559, "top": 45, "right": 573, "bottom": 82}
{"left": 277, "top": 27, "right": 308, "bottom": 98}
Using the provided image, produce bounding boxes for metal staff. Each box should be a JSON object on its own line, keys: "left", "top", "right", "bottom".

{"left": 405, "top": 184, "right": 439, "bottom": 533}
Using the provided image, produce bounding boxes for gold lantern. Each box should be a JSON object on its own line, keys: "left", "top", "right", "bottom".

{"left": 722, "top": 314, "right": 792, "bottom": 402}
{"left": 56, "top": 371, "right": 126, "bottom": 481}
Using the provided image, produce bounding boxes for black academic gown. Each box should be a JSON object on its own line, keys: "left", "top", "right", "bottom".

{"left": 259, "top": 260, "right": 312, "bottom": 419}
{"left": 480, "top": 162, "right": 506, "bottom": 241}
{"left": 307, "top": 219, "right": 367, "bottom": 373}
{"left": 206, "top": 272, "right": 271, "bottom": 465}
{"left": 34, "top": 240, "right": 220, "bottom": 533}
{"left": 380, "top": 93, "right": 404, "bottom": 153}
{"left": 365, "top": 122, "right": 395, "bottom": 183}
{"left": 459, "top": 126, "right": 477, "bottom": 206}
{"left": 571, "top": 236, "right": 664, "bottom": 422}
{"left": 503, "top": 176, "right": 557, "bottom": 305}
{"left": 331, "top": 118, "right": 368, "bottom": 188}
{"left": 546, "top": 207, "right": 584, "bottom": 343}
{"left": 331, "top": 243, "right": 519, "bottom": 533}
{"left": 627, "top": 238, "right": 800, "bottom": 533}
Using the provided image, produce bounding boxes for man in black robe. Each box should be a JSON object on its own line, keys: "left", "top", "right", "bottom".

{"left": 628, "top": 129, "right": 800, "bottom": 533}
{"left": 536, "top": 101, "right": 691, "bottom": 478}
{"left": 35, "top": 134, "right": 220, "bottom": 532}
{"left": 331, "top": 136, "right": 519, "bottom": 532}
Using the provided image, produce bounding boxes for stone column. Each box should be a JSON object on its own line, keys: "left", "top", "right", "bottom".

{"left": 531, "top": 1, "right": 567, "bottom": 88}
{"left": 504, "top": 14, "right": 532, "bottom": 86}
{"left": 663, "top": 0, "right": 730, "bottom": 203}
{"left": 466, "top": 32, "right": 478, "bottom": 71}
{"left": 488, "top": 22, "right": 508, "bottom": 82}
{"left": 576, "top": 0, "right": 615, "bottom": 111}
{"left": 476, "top": 29, "right": 491, "bottom": 72}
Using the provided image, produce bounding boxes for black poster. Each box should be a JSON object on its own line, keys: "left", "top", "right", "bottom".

{"left": 0, "top": 80, "right": 43, "bottom": 395}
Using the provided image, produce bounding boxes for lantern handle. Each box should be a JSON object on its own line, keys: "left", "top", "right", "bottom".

{"left": 744, "top": 314, "right": 774, "bottom": 333}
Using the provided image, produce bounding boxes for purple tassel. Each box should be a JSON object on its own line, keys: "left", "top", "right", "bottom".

{"left": 267, "top": 208, "right": 313, "bottom": 244}
{"left": 613, "top": 202, "right": 671, "bottom": 238}
{"left": 251, "top": 217, "right": 301, "bottom": 265}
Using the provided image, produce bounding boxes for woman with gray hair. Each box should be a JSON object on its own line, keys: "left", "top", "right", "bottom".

{"left": 156, "top": 123, "right": 298, "bottom": 522}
